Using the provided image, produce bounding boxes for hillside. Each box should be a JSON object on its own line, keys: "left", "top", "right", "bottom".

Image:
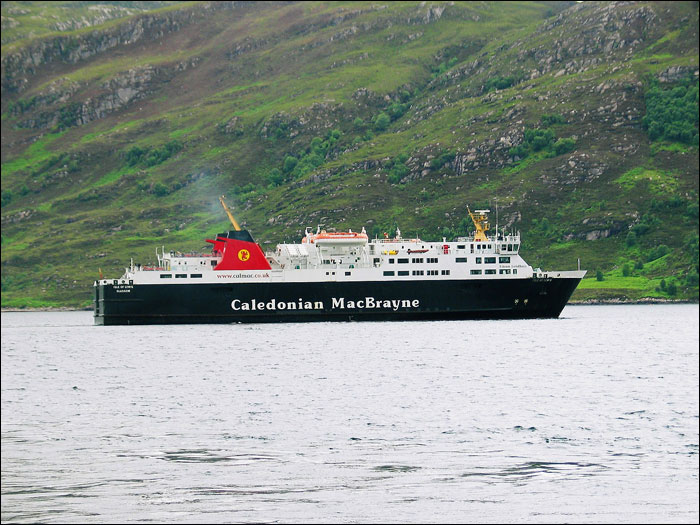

{"left": 1, "top": 0, "right": 698, "bottom": 309}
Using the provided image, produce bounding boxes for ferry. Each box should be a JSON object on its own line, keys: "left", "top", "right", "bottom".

{"left": 93, "top": 197, "right": 585, "bottom": 325}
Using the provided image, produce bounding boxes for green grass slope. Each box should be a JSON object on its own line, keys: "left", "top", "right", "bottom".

{"left": 1, "top": 1, "right": 698, "bottom": 309}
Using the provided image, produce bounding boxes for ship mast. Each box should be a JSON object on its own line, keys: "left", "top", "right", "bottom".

{"left": 467, "top": 207, "right": 490, "bottom": 242}
{"left": 219, "top": 195, "right": 241, "bottom": 231}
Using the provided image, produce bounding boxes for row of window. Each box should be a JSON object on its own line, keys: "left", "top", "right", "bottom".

{"left": 467, "top": 256, "right": 511, "bottom": 264}
{"left": 383, "top": 270, "right": 451, "bottom": 277}
{"left": 467, "top": 243, "right": 519, "bottom": 252}
{"left": 160, "top": 274, "right": 203, "bottom": 279}
{"left": 470, "top": 269, "right": 518, "bottom": 275}
{"left": 384, "top": 256, "right": 512, "bottom": 264}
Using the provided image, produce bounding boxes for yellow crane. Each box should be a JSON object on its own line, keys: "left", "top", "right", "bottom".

{"left": 219, "top": 195, "right": 241, "bottom": 231}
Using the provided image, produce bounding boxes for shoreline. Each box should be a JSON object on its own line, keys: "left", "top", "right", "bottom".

{"left": 2, "top": 299, "right": 697, "bottom": 313}
{"left": 569, "top": 298, "right": 698, "bottom": 305}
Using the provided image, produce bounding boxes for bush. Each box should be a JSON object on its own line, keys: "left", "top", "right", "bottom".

{"left": 152, "top": 182, "right": 169, "bottom": 197}
{"left": 541, "top": 114, "right": 565, "bottom": 126}
{"left": 625, "top": 231, "right": 637, "bottom": 247}
{"left": 622, "top": 263, "right": 631, "bottom": 277}
{"left": 387, "top": 156, "right": 409, "bottom": 184}
{"left": 553, "top": 137, "right": 576, "bottom": 155}
{"left": 57, "top": 102, "right": 81, "bottom": 129}
{"left": 511, "top": 126, "right": 574, "bottom": 161}
{"left": 596, "top": 270, "right": 604, "bottom": 281}
{"left": 1, "top": 190, "right": 13, "bottom": 207}
{"left": 282, "top": 155, "right": 298, "bottom": 174}
{"left": 642, "top": 77, "right": 699, "bottom": 145}
{"left": 485, "top": 76, "right": 516, "bottom": 92}
{"left": 509, "top": 144, "right": 529, "bottom": 159}
{"left": 125, "top": 140, "right": 182, "bottom": 168}
{"left": 387, "top": 102, "right": 408, "bottom": 121}
{"left": 647, "top": 244, "right": 669, "bottom": 262}
{"left": 525, "top": 128, "right": 555, "bottom": 152}
{"left": 267, "top": 168, "right": 284, "bottom": 186}
{"left": 126, "top": 146, "right": 147, "bottom": 166}
{"left": 373, "top": 112, "right": 391, "bottom": 131}
{"left": 353, "top": 117, "right": 364, "bottom": 128}
{"left": 430, "top": 151, "right": 455, "bottom": 170}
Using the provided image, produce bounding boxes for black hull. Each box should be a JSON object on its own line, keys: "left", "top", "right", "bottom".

{"left": 94, "top": 277, "right": 582, "bottom": 325}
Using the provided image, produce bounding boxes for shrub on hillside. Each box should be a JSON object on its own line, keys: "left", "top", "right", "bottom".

{"left": 553, "top": 137, "right": 576, "bottom": 155}
{"left": 642, "top": 77, "right": 699, "bottom": 145}
{"left": 540, "top": 114, "right": 565, "bottom": 126}
{"left": 485, "top": 76, "right": 516, "bottom": 92}
{"left": 647, "top": 244, "right": 669, "bottom": 262}
{"left": 510, "top": 126, "right": 574, "bottom": 161}
{"left": 373, "top": 112, "right": 390, "bottom": 131}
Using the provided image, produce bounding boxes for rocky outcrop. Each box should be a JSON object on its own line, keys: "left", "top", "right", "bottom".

{"left": 657, "top": 65, "right": 699, "bottom": 83}
{"left": 1, "top": 1, "right": 235, "bottom": 94}
{"left": 14, "top": 56, "right": 201, "bottom": 130}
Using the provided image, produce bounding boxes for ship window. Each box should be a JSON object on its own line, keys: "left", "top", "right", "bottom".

{"left": 456, "top": 257, "right": 467, "bottom": 263}
{"left": 373, "top": 258, "right": 381, "bottom": 264}
{"left": 513, "top": 244, "right": 519, "bottom": 251}
{"left": 190, "top": 274, "right": 202, "bottom": 278}
{"left": 412, "top": 270, "right": 424, "bottom": 276}
{"left": 211, "top": 260, "right": 217, "bottom": 266}
{"left": 501, "top": 245, "right": 507, "bottom": 251}
{"left": 398, "top": 270, "right": 409, "bottom": 276}
{"left": 484, "top": 257, "right": 496, "bottom": 264}
{"left": 345, "top": 271, "right": 351, "bottom": 276}
{"left": 428, "top": 270, "right": 438, "bottom": 275}
{"left": 508, "top": 244, "right": 513, "bottom": 251}
{"left": 441, "top": 270, "right": 450, "bottom": 275}
{"left": 488, "top": 244, "right": 492, "bottom": 249}
{"left": 389, "top": 258, "right": 395, "bottom": 264}
{"left": 428, "top": 258, "right": 438, "bottom": 264}
{"left": 470, "top": 244, "right": 474, "bottom": 253}
{"left": 457, "top": 245, "right": 465, "bottom": 249}
{"left": 383, "top": 271, "right": 395, "bottom": 276}
{"left": 160, "top": 274, "right": 172, "bottom": 279}
{"left": 412, "top": 258, "right": 424, "bottom": 263}
{"left": 499, "top": 269, "right": 512, "bottom": 274}
{"left": 513, "top": 269, "right": 518, "bottom": 274}
{"left": 470, "top": 270, "right": 482, "bottom": 275}
{"left": 485, "top": 269, "right": 496, "bottom": 275}
{"left": 175, "top": 274, "right": 187, "bottom": 278}
{"left": 323, "top": 259, "right": 331, "bottom": 264}
{"left": 398, "top": 258, "right": 409, "bottom": 264}
{"left": 499, "top": 256, "right": 511, "bottom": 263}
{"left": 476, "top": 257, "right": 482, "bottom": 264}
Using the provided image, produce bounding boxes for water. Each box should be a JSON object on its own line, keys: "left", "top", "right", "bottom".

{"left": 2, "top": 305, "right": 698, "bottom": 523}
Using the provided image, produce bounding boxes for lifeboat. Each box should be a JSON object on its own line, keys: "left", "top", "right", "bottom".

{"left": 302, "top": 228, "right": 368, "bottom": 245}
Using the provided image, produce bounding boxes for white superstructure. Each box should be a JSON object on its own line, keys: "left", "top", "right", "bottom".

{"left": 98, "top": 208, "right": 584, "bottom": 287}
